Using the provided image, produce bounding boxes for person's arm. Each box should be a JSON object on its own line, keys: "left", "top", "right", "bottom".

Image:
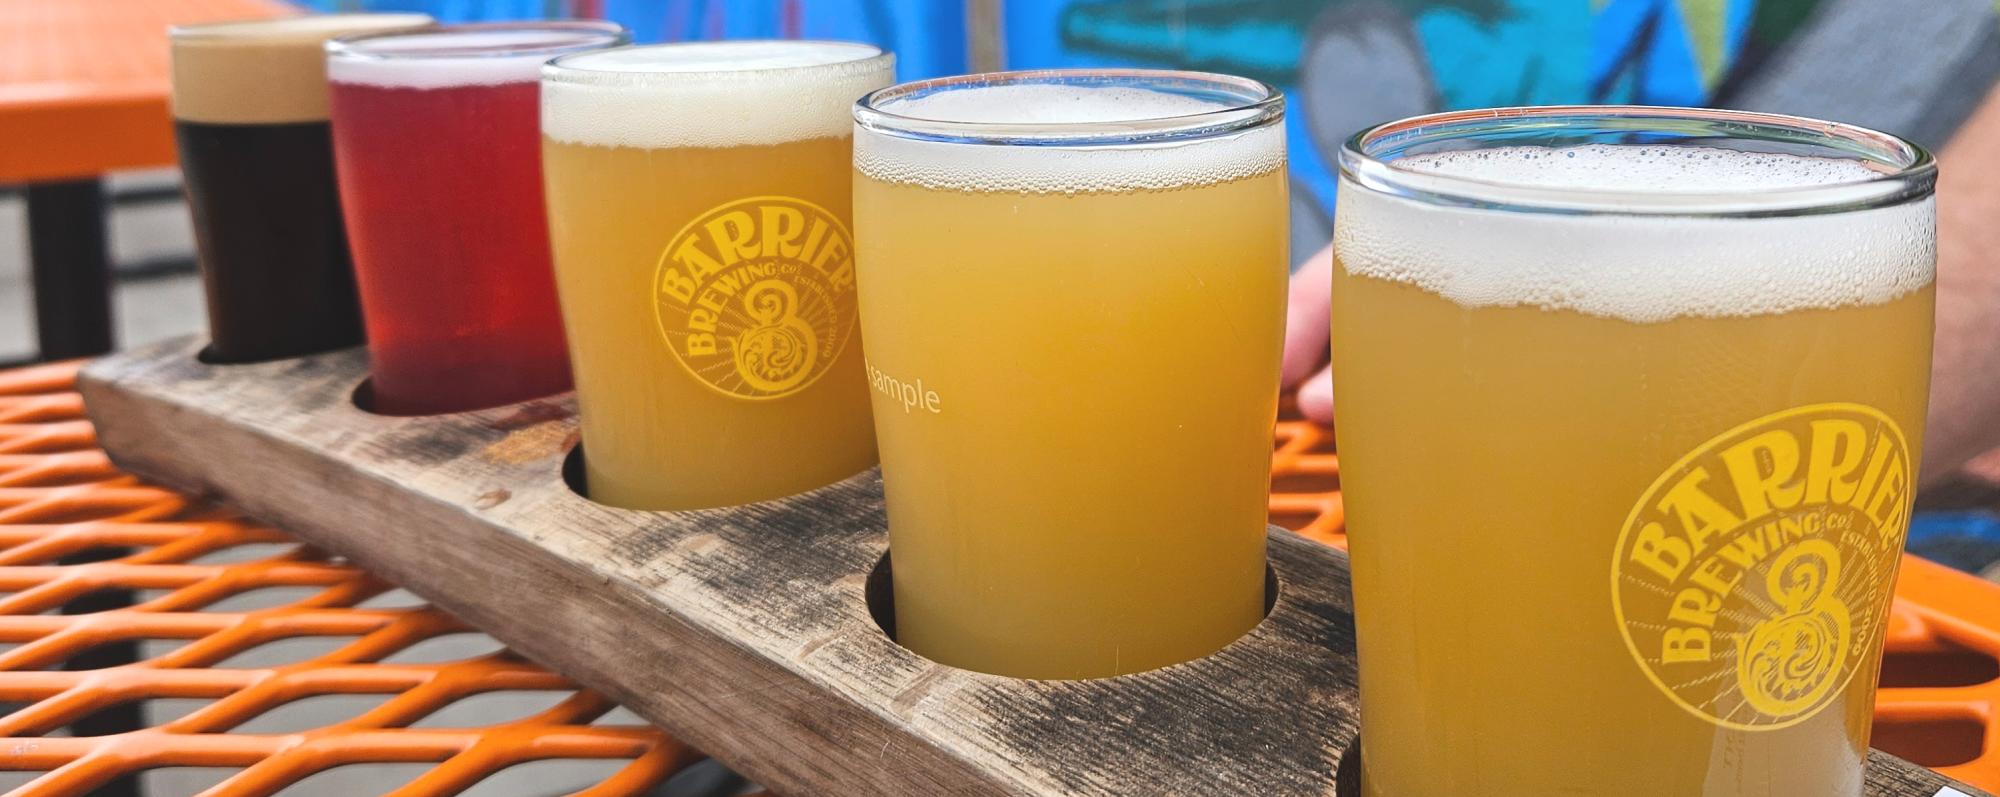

{"left": 1281, "top": 243, "right": 1336, "bottom": 421}
{"left": 1921, "top": 84, "right": 2000, "bottom": 485}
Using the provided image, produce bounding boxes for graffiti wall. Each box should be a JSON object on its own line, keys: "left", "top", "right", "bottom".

{"left": 302, "top": 0, "right": 967, "bottom": 81}
{"left": 1003, "top": 0, "right": 1999, "bottom": 254}
{"left": 303, "top": 0, "right": 2000, "bottom": 257}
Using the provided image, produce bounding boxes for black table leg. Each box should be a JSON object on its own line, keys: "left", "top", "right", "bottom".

{"left": 22, "top": 180, "right": 134, "bottom": 796}
{"left": 59, "top": 546, "right": 142, "bottom": 797}
{"left": 25, "top": 178, "right": 115, "bottom": 360}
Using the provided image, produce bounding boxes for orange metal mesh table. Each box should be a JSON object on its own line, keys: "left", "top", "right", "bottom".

{"left": 0, "top": 361, "right": 762, "bottom": 796}
{"left": 0, "top": 0, "right": 293, "bottom": 183}
{"left": 2, "top": 364, "right": 1996, "bottom": 793}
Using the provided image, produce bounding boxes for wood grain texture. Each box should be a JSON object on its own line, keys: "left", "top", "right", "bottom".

{"left": 78, "top": 337, "right": 1986, "bottom": 797}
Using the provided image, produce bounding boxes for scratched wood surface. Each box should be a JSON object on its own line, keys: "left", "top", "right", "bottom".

{"left": 78, "top": 337, "right": 1986, "bottom": 797}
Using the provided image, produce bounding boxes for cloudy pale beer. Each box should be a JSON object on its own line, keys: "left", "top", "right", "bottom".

{"left": 1329, "top": 110, "right": 1936, "bottom": 795}
{"left": 541, "top": 42, "right": 892, "bottom": 509}
{"left": 329, "top": 23, "right": 624, "bottom": 415}
{"left": 854, "top": 73, "right": 1287, "bottom": 679}
{"left": 171, "top": 14, "right": 432, "bottom": 363}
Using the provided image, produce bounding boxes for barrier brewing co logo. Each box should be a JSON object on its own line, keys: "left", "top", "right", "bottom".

{"left": 653, "top": 196, "right": 857, "bottom": 400}
{"left": 1612, "top": 403, "right": 1912, "bottom": 730}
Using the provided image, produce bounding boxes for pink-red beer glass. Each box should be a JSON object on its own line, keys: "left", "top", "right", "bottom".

{"left": 328, "top": 22, "right": 625, "bottom": 414}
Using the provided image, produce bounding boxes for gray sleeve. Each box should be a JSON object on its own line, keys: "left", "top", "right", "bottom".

{"left": 1720, "top": 0, "right": 2000, "bottom": 151}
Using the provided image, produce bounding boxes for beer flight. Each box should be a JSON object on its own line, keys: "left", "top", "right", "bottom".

{"left": 166, "top": 13, "right": 1938, "bottom": 797}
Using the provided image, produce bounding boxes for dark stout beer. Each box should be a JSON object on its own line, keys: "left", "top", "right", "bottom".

{"left": 170, "top": 14, "right": 430, "bottom": 362}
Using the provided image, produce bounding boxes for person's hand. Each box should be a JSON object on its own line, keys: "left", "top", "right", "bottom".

{"left": 1283, "top": 242, "right": 1335, "bottom": 423}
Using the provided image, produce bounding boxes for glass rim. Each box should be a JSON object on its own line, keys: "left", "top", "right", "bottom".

{"left": 1340, "top": 105, "right": 1937, "bottom": 217}
{"left": 169, "top": 13, "right": 435, "bottom": 41}
{"left": 542, "top": 39, "right": 887, "bottom": 80}
{"left": 852, "top": 68, "right": 1283, "bottom": 147}
{"left": 327, "top": 20, "right": 626, "bottom": 61}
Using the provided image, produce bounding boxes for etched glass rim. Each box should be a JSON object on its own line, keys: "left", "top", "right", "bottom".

{"left": 170, "top": 13, "right": 435, "bottom": 42}
{"left": 1340, "top": 106, "right": 1937, "bottom": 217}
{"left": 542, "top": 40, "right": 888, "bottom": 82}
{"left": 852, "top": 68, "right": 1284, "bottom": 148}
{"left": 327, "top": 20, "right": 627, "bottom": 61}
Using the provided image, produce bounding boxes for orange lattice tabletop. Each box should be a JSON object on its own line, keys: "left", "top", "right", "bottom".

{"left": 0, "top": 361, "right": 769, "bottom": 796}
{"left": 0, "top": 0, "right": 293, "bottom": 183}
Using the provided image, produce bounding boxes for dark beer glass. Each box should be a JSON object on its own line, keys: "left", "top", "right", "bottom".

{"left": 327, "top": 22, "right": 625, "bottom": 415}
{"left": 170, "top": 14, "right": 431, "bottom": 363}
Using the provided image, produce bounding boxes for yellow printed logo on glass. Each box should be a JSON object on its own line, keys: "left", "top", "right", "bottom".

{"left": 653, "top": 196, "right": 857, "bottom": 400}
{"left": 1612, "top": 403, "right": 1913, "bottom": 731}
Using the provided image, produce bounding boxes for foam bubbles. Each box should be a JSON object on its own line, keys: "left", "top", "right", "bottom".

{"left": 171, "top": 13, "right": 434, "bottom": 124}
{"left": 883, "top": 83, "right": 1226, "bottom": 125}
{"left": 541, "top": 41, "right": 892, "bottom": 149}
{"left": 1335, "top": 145, "right": 1934, "bottom": 322}
{"left": 566, "top": 41, "right": 882, "bottom": 73}
{"left": 1395, "top": 144, "right": 1886, "bottom": 193}
{"left": 856, "top": 82, "right": 1284, "bottom": 195}
{"left": 173, "top": 14, "right": 432, "bottom": 41}
{"left": 329, "top": 28, "right": 622, "bottom": 89}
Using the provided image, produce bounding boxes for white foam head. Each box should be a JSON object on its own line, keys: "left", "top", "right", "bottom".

{"left": 1334, "top": 144, "right": 1935, "bottom": 322}
{"left": 855, "top": 82, "right": 1284, "bottom": 194}
{"left": 170, "top": 13, "right": 435, "bottom": 124}
{"left": 329, "top": 25, "right": 624, "bottom": 89}
{"left": 541, "top": 41, "right": 893, "bottom": 148}
{"left": 172, "top": 14, "right": 433, "bottom": 41}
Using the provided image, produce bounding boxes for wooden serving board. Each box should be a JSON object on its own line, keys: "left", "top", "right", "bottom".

{"left": 78, "top": 337, "right": 1986, "bottom": 797}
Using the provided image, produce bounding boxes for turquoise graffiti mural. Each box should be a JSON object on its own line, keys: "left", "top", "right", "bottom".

{"left": 303, "top": 0, "right": 966, "bottom": 80}
{"left": 1011, "top": 0, "right": 1996, "bottom": 251}
{"left": 303, "top": 0, "right": 2000, "bottom": 251}
{"left": 1009, "top": 0, "right": 1861, "bottom": 249}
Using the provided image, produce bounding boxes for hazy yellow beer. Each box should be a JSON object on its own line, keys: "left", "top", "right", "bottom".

{"left": 854, "top": 72, "right": 1288, "bottom": 679}
{"left": 541, "top": 43, "right": 892, "bottom": 510}
{"left": 1330, "top": 109, "right": 1937, "bottom": 795}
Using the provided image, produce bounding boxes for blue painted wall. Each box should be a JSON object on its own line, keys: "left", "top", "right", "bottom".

{"left": 302, "top": 0, "right": 966, "bottom": 81}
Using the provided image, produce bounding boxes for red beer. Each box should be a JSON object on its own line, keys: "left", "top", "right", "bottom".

{"left": 328, "top": 22, "right": 625, "bottom": 414}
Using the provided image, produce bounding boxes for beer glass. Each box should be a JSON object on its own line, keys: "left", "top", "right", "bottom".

{"left": 853, "top": 71, "right": 1288, "bottom": 679}
{"left": 1330, "top": 107, "right": 1936, "bottom": 796}
{"left": 328, "top": 22, "right": 626, "bottom": 415}
{"left": 540, "top": 42, "right": 893, "bottom": 509}
{"left": 171, "top": 14, "right": 433, "bottom": 363}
